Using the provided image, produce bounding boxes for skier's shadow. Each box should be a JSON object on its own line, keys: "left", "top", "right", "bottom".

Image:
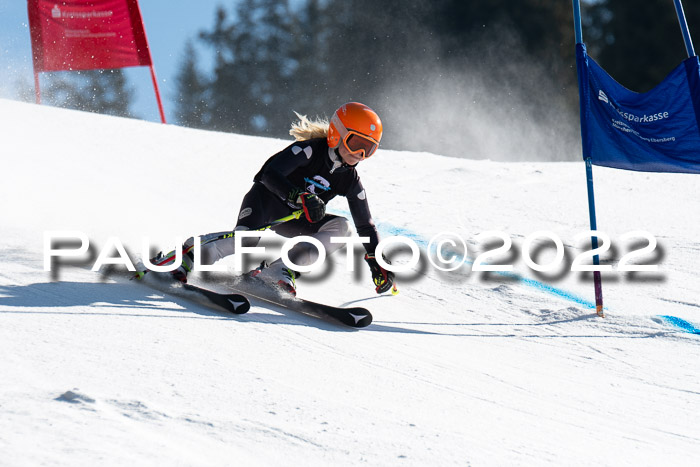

{"left": 0, "top": 281, "right": 222, "bottom": 320}
{"left": 0, "top": 279, "right": 449, "bottom": 334}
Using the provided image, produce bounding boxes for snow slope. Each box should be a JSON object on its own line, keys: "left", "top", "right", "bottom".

{"left": 1, "top": 99, "right": 699, "bottom": 466}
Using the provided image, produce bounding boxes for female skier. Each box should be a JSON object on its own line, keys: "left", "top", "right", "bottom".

{"left": 168, "top": 102, "right": 394, "bottom": 296}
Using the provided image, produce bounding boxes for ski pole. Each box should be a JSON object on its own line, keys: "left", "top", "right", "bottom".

{"left": 182, "top": 209, "right": 305, "bottom": 255}
{"left": 133, "top": 210, "right": 304, "bottom": 279}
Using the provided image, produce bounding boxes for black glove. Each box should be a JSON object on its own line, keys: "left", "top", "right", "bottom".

{"left": 295, "top": 191, "right": 325, "bottom": 223}
{"left": 364, "top": 253, "right": 395, "bottom": 294}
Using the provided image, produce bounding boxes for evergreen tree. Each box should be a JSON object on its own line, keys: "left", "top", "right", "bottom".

{"left": 44, "top": 69, "right": 135, "bottom": 118}
{"left": 199, "top": 0, "right": 298, "bottom": 135}
{"left": 285, "top": 0, "right": 336, "bottom": 114}
{"left": 174, "top": 41, "right": 210, "bottom": 129}
{"left": 83, "top": 69, "right": 135, "bottom": 117}
{"left": 584, "top": 0, "right": 700, "bottom": 92}
{"left": 175, "top": 1, "right": 587, "bottom": 159}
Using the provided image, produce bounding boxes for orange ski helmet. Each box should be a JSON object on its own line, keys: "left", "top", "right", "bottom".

{"left": 328, "top": 102, "right": 383, "bottom": 159}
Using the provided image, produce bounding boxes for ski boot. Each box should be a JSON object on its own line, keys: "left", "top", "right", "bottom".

{"left": 251, "top": 259, "right": 299, "bottom": 296}
{"left": 150, "top": 249, "right": 194, "bottom": 283}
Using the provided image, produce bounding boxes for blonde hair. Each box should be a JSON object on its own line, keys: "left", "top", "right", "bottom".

{"left": 289, "top": 111, "right": 329, "bottom": 141}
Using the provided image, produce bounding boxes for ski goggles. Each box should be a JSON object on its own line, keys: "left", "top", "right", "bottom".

{"left": 342, "top": 131, "right": 379, "bottom": 159}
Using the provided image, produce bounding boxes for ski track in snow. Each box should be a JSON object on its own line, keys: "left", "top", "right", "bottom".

{"left": 1, "top": 99, "right": 699, "bottom": 465}
{"left": 335, "top": 206, "right": 700, "bottom": 336}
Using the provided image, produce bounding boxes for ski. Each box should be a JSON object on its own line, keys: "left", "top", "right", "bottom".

{"left": 182, "top": 283, "right": 251, "bottom": 314}
{"left": 229, "top": 280, "right": 372, "bottom": 328}
{"left": 129, "top": 253, "right": 249, "bottom": 314}
{"left": 293, "top": 297, "right": 372, "bottom": 328}
{"left": 131, "top": 252, "right": 367, "bottom": 324}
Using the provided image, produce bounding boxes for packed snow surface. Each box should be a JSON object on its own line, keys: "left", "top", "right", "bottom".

{"left": 1, "top": 99, "right": 699, "bottom": 466}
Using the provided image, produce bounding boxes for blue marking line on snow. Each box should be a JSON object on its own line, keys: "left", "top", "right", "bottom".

{"left": 659, "top": 315, "right": 700, "bottom": 335}
{"left": 375, "top": 220, "right": 596, "bottom": 309}
{"left": 329, "top": 209, "right": 597, "bottom": 310}
{"left": 507, "top": 275, "right": 596, "bottom": 308}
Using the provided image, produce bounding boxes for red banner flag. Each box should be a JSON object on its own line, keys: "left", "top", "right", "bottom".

{"left": 27, "top": 0, "right": 166, "bottom": 122}
{"left": 27, "top": 0, "right": 152, "bottom": 72}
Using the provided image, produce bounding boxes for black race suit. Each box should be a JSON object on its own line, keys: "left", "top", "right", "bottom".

{"left": 191, "top": 138, "right": 380, "bottom": 267}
